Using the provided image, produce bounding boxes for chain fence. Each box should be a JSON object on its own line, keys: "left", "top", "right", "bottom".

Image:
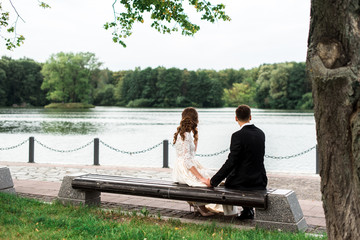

{"left": 0, "top": 137, "right": 316, "bottom": 160}
{"left": 172, "top": 143, "right": 316, "bottom": 159}
{"left": 196, "top": 149, "right": 229, "bottom": 157}
{"left": 169, "top": 142, "right": 230, "bottom": 157}
{"left": 0, "top": 139, "right": 29, "bottom": 151}
{"left": 265, "top": 145, "right": 316, "bottom": 159}
{"left": 34, "top": 139, "right": 94, "bottom": 153}
{"left": 100, "top": 140, "right": 163, "bottom": 155}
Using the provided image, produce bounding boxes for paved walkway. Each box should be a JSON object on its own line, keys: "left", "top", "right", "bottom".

{"left": 1, "top": 161, "right": 326, "bottom": 232}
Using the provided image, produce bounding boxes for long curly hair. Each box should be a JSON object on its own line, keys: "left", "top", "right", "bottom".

{"left": 173, "top": 107, "right": 199, "bottom": 145}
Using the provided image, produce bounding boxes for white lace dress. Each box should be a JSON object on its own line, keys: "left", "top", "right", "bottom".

{"left": 172, "top": 132, "right": 213, "bottom": 187}
{"left": 172, "top": 131, "right": 237, "bottom": 215}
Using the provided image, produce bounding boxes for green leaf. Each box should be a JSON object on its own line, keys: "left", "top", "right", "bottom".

{"left": 105, "top": 0, "right": 231, "bottom": 48}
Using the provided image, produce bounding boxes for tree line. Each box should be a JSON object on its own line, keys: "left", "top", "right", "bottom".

{"left": 0, "top": 53, "right": 313, "bottom": 109}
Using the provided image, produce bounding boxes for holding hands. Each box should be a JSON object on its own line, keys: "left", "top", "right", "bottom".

{"left": 201, "top": 178, "right": 212, "bottom": 187}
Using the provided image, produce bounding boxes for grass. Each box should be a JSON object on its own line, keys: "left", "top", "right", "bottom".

{"left": 44, "top": 102, "right": 95, "bottom": 109}
{"left": 0, "top": 193, "right": 326, "bottom": 240}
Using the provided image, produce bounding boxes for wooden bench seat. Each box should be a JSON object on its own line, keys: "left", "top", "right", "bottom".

{"left": 58, "top": 174, "right": 308, "bottom": 232}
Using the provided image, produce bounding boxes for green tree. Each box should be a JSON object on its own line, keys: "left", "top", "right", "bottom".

{"left": 206, "top": 77, "right": 224, "bottom": 107}
{"left": 185, "top": 70, "right": 223, "bottom": 107}
{"left": 297, "top": 92, "right": 313, "bottom": 110}
{"left": 223, "top": 81, "right": 256, "bottom": 107}
{"left": 6, "top": 58, "right": 23, "bottom": 105}
{"left": 141, "top": 67, "right": 160, "bottom": 101}
{"left": 17, "top": 58, "right": 47, "bottom": 106}
{"left": 254, "top": 62, "right": 311, "bottom": 110}
{"left": 91, "top": 68, "right": 117, "bottom": 105}
{"left": 118, "top": 70, "right": 134, "bottom": 105}
{"left": 268, "top": 63, "right": 289, "bottom": 109}
{"left": 0, "top": 57, "right": 46, "bottom": 106}
{"left": 186, "top": 71, "right": 206, "bottom": 107}
{"left": 94, "top": 84, "right": 116, "bottom": 106}
{"left": 217, "top": 68, "right": 248, "bottom": 89}
{"left": 119, "top": 67, "right": 146, "bottom": 105}
{"left": 286, "top": 62, "right": 309, "bottom": 109}
{"left": 114, "top": 70, "right": 132, "bottom": 105}
{"left": 255, "top": 64, "right": 275, "bottom": 108}
{"left": 268, "top": 62, "right": 311, "bottom": 110}
{"left": 41, "top": 52, "right": 101, "bottom": 103}
{"left": 126, "top": 67, "right": 161, "bottom": 107}
{"left": 116, "top": 67, "right": 224, "bottom": 108}
{"left": 0, "top": 57, "right": 10, "bottom": 106}
{"left": 155, "top": 67, "right": 182, "bottom": 107}
{"left": 0, "top": 68, "right": 6, "bottom": 105}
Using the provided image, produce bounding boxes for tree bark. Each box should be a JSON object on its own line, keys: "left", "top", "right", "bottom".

{"left": 306, "top": 0, "right": 360, "bottom": 239}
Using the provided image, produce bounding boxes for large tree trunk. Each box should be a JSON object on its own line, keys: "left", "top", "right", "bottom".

{"left": 306, "top": 0, "right": 360, "bottom": 239}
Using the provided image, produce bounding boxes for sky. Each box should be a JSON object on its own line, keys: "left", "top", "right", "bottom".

{"left": 1, "top": 0, "right": 311, "bottom": 71}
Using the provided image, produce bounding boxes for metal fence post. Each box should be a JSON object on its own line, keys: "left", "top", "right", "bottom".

{"left": 163, "top": 139, "right": 169, "bottom": 168}
{"left": 29, "top": 136, "right": 34, "bottom": 163}
{"left": 94, "top": 138, "right": 100, "bottom": 166}
{"left": 316, "top": 144, "right": 319, "bottom": 174}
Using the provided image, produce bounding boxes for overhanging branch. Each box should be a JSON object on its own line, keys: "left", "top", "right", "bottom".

{"left": 9, "top": 0, "right": 25, "bottom": 23}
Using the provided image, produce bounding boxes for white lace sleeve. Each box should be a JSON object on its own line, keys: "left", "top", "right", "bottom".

{"left": 181, "top": 132, "right": 195, "bottom": 169}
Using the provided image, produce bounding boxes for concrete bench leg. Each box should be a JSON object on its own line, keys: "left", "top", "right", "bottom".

{"left": 0, "top": 167, "right": 16, "bottom": 194}
{"left": 255, "top": 189, "right": 308, "bottom": 232}
{"left": 58, "top": 176, "right": 100, "bottom": 206}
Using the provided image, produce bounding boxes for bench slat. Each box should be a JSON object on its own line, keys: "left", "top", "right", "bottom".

{"left": 72, "top": 174, "right": 268, "bottom": 209}
{"left": 75, "top": 174, "right": 175, "bottom": 186}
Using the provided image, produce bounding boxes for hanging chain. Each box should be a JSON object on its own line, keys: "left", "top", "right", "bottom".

{"left": 34, "top": 139, "right": 94, "bottom": 153}
{"left": 265, "top": 145, "right": 316, "bottom": 159}
{"left": 100, "top": 140, "right": 163, "bottom": 155}
{"left": 170, "top": 142, "right": 229, "bottom": 157}
{"left": 0, "top": 139, "right": 29, "bottom": 151}
{"left": 196, "top": 148, "right": 229, "bottom": 157}
{"left": 172, "top": 143, "right": 316, "bottom": 159}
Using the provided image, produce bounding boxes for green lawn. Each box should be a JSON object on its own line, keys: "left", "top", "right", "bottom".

{"left": 0, "top": 193, "right": 326, "bottom": 240}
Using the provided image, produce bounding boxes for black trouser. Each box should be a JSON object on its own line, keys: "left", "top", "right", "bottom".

{"left": 242, "top": 207, "right": 254, "bottom": 213}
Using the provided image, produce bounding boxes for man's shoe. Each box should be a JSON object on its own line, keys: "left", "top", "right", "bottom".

{"left": 236, "top": 209, "right": 254, "bottom": 220}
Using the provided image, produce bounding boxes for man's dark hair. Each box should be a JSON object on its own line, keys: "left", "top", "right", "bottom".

{"left": 236, "top": 105, "right": 251, "bottom": 121}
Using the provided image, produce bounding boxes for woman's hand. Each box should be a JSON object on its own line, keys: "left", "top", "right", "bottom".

{"left": 189, "top": 166, "right": 211, "bottom": 187}
{"left": 201, "top": 178, "right": 212, "bottom": 187}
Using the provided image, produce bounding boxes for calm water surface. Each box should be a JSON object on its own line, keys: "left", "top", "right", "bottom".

{"left": 0, "top": 107, "right": 317, "bottom": 173}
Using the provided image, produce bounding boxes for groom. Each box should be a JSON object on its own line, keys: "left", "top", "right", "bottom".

{"left": 205, "top": 104, "right": 267, "bottom": 220}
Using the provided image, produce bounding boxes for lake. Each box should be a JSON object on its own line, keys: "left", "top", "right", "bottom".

{"left": 0, "top": 107, "right": 317, "bottom": 174}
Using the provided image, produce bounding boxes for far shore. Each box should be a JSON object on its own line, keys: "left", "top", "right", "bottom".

{"left": 44, "top": 103, "right": 95, "bottom": 109}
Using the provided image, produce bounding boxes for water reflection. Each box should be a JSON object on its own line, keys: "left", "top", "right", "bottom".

{"left": 40, "top": 121, "right": 99, "bottom": 135}
{"left": 0, "top": 120, "right": 99, "bottom": 135}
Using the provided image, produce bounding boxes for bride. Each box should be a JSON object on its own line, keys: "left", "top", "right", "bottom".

{"left": 172, "top": 107, "right": 237, "bottom": 216}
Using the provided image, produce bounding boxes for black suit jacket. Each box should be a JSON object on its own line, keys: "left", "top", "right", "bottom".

{"left": 210, "top": 124, "right": 267, "bottom": 190}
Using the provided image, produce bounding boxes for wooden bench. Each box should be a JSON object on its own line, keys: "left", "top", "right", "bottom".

{"left": 58, "top": 174, "right": 307, "bottom": 232}
{"left": 72, "top": 174, "right": 268, "bottom": 209}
